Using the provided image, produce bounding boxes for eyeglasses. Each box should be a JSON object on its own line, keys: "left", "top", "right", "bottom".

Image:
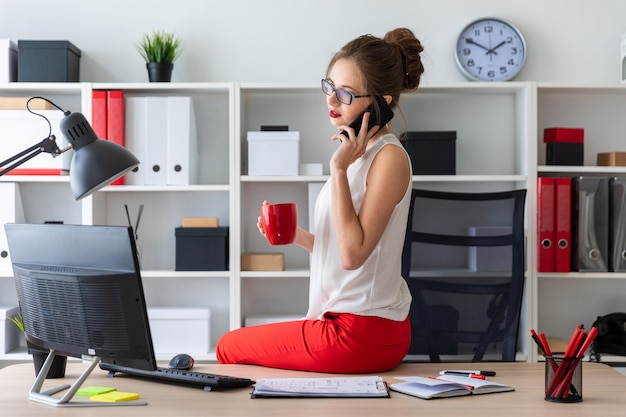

{"left": 321, "top": 79, "right": 373, "bottom": 105}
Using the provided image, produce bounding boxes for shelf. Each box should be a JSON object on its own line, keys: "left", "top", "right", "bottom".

{"left": 411, "top": 175, "right": 527, "bottom": 183}
{"left": 538, "top": 166, "right": 626, "bottom": 175}
{"left": 0, "top": 175, "right": 70, "bottom": 183}
{"left": 92, "top": 82, "right": 234, "bottom": 93}
{"left": 100, "top": 184, "right": 231, "bottom": 192}
{"left": 0, "top": 82, "right": 85, "bottom": 93}
{"left": 141, "top": 270, "right": 231, "bottom": 279}
{"left": 241, "top": 270, "right": 310, "bottom": 278}
{"left": 241, "top": 175, "right": 527, "bottom": 184}
{"left": 537, "top": 272, "right": 626, "bottom": 280}
{"left": 241, "top": 175, "right": 329, "bottom": 183}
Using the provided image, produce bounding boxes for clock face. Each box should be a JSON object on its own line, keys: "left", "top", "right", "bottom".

{"left": 455, "top": 18, "right": 526, "bottom": 81}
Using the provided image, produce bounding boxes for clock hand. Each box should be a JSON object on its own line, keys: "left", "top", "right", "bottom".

{"left": 486, "top": 40, "right": 507, "bottom": 55}
{"left": 465, "top": 38, "right": 491, "bottom": 53}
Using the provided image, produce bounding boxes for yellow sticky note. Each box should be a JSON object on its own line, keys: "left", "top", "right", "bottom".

{"left": 91, "top": 391, "right": 140, "bottom": 402}
{"left": 76, "top": 386, "right": 116, "bottom": 396}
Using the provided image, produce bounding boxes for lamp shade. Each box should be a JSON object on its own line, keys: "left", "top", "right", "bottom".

{"left": 60, "top": 112, "right": 139, "bottom": 200}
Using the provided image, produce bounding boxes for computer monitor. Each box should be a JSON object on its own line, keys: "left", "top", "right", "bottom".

{"left": 5, "top": 223, "right": 155, "bottom": 407}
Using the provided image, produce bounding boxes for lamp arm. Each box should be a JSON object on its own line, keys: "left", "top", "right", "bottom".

{"left": 0, "top": 135, "right": 65, "bottom": 177}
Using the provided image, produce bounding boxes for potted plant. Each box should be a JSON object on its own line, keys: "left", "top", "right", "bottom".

{"left": 137, "top": 30, "right": 182, "bottom": 82}
{"left": 8, "top": 311, "right": 67, "bottom": 379}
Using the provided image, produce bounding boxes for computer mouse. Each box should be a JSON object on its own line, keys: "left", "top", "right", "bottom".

{"left": 168, "top": 353, "right": 195, "bottom": 371}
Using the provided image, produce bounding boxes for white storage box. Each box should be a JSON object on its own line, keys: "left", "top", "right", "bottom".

{"left": 0, "top": 110, "right": 69, "bottom": 173}
{"left": 247, "top": 131, "right": 300, "bottom": 175}
{"left": 147, "top": 308, "right": 211, "bottom": 354}
{"left": 0, "top": 306, "right": 22, "bottom": 354}
{"left": 244, "top": 314, "right": 302, "bottom": 327}
{"left": 0, "top": 39, "right": 17, "bottom": 82}
{"left": 467, "top": 226, "right": 512, "bottom": 272}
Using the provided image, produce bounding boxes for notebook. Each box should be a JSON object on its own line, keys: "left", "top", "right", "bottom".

{"left": 250, "top": 376, "right": 389, "bottom": 398}
{"left": 390, "top": 375, "right": 514, "bottom": 399}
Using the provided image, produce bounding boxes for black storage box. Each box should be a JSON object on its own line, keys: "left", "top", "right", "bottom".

{"left": 403, "top": 131, "right": 456, "bottom": 175}
{"left": 546, "top": 142, "right": 584, "bottom": 166}
{"left": 17, "top": 40, "right": 81, "bottom": 82}
{"left": 175, "top": 227, "right": 229, "bottom": 271}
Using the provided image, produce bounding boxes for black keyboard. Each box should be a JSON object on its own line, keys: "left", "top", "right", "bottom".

{"left": 99, "top": 363, "right": 255, "bottom": 390}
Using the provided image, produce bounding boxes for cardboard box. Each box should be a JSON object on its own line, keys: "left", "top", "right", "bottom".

{"left": 403, "top": 131, "right": 456, "bottom": 175}
{"left": 182, "top": 217, "right": 219, "bottom": 228}
{"left": 17, "top": 40, "right": 81, "bottom": 82}
{"left": 0, "top": 39, "right": 17, "bottom": 82}
{"left": 241, "top": 253, "right": 284, "bottom": 271}
{"left": 175, "top": 227, "right": 228, "bottom": 271}
{"left": 244, "top": 314, "right": 302, "bottom": 327}
{"left": 247, "top": 131, "right": 300, "bottom": 175}
{"left": 467, "top": 226, "right": 512, "bottom": 272}
{"left": 0, "top": 96, "right": 52, "bottom": 110}
{"left": 0, "top": 306, "right": 21, "bottom": 354}
{"left": 147, "top": 308, "right": 210, "bottom": 354}
{"left": 598, "top": 152, "right": 626, "bottom": 167}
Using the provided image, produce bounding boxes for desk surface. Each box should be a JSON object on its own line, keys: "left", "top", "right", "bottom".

{"left": 1, "top": 361, "right": 624, "bottom": 416}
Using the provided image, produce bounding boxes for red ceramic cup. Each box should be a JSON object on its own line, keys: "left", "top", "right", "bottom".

{"left": 260, "top": 203, "right": 297, "bottom": 245}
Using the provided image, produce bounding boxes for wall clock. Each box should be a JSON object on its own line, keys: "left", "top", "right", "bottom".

{"left": 455, "top": 17, "right": 526, "bottom": 81}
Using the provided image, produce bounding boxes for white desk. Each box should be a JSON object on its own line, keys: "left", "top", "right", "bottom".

{"left": 1, "top": 361, "right": 624, "bottom": 416}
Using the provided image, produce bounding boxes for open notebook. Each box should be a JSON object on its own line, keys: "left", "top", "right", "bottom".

{"left": 390, "top": 375, "right": 514, "bottom": 399}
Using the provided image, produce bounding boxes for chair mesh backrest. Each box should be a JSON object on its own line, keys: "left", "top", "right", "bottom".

{"left": 402, "top": 188, "right": 526, "bottom": 362}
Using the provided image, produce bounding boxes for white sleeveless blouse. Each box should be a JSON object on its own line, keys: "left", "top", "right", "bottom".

{"left": 305, "top": 133, "right": 412, "bottom": 321}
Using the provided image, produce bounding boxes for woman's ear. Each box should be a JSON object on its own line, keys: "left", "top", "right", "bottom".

{"left": 383, "top": 95, "right": 392, "bottom": 106}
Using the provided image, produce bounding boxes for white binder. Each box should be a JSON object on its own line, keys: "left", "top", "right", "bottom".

{"left": 166, "top": 96, "right": 198, "bottom": 185}
{"left": 124, "top": 97, "right": 148, "bottom": 185}
{"left": 144, "top": 97, "right": 169, "bottom": 185}
{"left": 0, "top": 183, "right": 25, "bottom": 273}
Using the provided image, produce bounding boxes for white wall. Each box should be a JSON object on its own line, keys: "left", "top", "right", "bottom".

{"left": 1, "top": 0, "right": 625, "bottom": 84}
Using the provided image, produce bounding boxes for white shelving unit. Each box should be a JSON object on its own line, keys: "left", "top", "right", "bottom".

{"left": 2, "top": 81, "right": 625, "bottom": 364}
{"left": 534, "top": 84, "right": 626, "bottom": 361}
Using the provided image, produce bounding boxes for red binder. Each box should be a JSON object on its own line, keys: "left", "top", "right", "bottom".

{"left": 554, "top": 177, "right": 572, "bottom": 272}
{"left": 91, "top": 90, "right": 107, "bottom": 140}
{"left": 107, "top": 90, "right": 125, "bottom": 185}
{"left": 538, "top": 177, "right": 555, "bottom": 272}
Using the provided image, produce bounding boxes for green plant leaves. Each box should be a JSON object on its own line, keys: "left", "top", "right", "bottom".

{"left": 137, "top": 30, "right": 182, "bottom": 63}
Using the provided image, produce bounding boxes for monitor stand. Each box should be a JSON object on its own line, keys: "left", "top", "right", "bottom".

{"left": 29, "top": 349, "right": 147, "bottom": 407}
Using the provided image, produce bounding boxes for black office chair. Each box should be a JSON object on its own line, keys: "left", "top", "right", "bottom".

{"left": 402, "top": 188, "right": 526, "bottom": 362}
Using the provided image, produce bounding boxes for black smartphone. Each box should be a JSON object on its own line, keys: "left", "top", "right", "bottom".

{"left": 341, "top": 96, "right": 394, "bottom": 138}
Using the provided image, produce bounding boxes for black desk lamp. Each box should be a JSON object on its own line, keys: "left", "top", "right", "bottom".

{"left": 0, "top": 97, "right": 139, "bottom": 200}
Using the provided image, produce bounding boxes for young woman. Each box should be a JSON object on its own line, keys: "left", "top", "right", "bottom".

{"left": 216, "top": 28, "right": 425, "bottom": 373}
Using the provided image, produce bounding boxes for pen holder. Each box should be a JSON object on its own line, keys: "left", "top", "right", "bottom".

{"left": 544, "top": 356, "right": 583, "bottom": 403}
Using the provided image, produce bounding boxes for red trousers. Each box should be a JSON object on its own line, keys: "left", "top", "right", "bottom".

{"left": 216, "top": 312, "right": 411, "bottom": 373}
